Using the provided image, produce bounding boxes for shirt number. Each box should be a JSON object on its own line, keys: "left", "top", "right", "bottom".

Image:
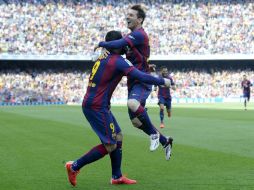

{"left": 110, "top": 123, "right": 115, "bottom": 133}
{"left": 90, "top": 60, "right": 101, "bottom": 80}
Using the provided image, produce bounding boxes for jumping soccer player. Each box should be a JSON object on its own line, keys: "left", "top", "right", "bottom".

{"left": 65, "top": 31, "right": 172, "bottom": 187}
{"left": 96, "top": 5, "right": 173, "bottom": 159}
{"left": 241, "top": 75, "right": 252, "bottom": 110}
{"left": 154, "top": 67, "right": 175, "bottom": 128}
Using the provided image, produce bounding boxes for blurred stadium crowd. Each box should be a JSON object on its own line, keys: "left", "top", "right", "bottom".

{"left": 0, "top": 0, "right": 253, "bottom": 55}
{"left": 1, "top": 69, "right": 253, "bottom": 104}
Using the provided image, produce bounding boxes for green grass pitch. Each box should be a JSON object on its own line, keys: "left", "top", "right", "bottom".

{"left": 0, "top": 103, "right": 254, "bottom": 190}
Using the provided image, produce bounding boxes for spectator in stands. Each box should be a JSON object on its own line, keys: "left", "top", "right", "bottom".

{"left": 0, "top": 0, "right": 253, "bottom": 55}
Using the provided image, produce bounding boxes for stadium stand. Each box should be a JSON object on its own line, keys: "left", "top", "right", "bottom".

{"left": 0, "top": 0, "right": 253, "bottom": 56}
{"left": 0, "top": 0, "right": 253, "bottom": 105}
{"left": 1, "top": 68, "right": 253, "bottom": 104}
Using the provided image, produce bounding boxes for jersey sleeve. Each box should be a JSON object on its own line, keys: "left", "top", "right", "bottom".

{"left": 116, "top": 57, "right": 135, "bottom": 75}
{"left": 128, "top": 69, "right": 165, "bottom": 86}
{"left": 124, "top": 30, "right": 144, "bottom": 48}
{"left": 99, "top": 38, "right": 129, "bottom": 49}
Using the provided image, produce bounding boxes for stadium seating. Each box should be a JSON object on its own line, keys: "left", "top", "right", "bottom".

{"left": 0, "top": 0, "right": 253, "bottom": 55}
{"left": 1, "top": 69, "right": 253, "bottom": 104}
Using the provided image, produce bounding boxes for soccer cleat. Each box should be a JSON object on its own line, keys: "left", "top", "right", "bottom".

{"left": 150, "top": 133, "right": 160, "bottom": 151}
{"left": 111, "top": 176, "right": 137, "bottom": 185}
{"left": 160, "top": 123, "right": 165, "bottom": 128}
{"left": 65, "top": 161, "right": 80, "bottom": 186}
{"left": 164, "top": 137, "right": 173, "bottom": 160}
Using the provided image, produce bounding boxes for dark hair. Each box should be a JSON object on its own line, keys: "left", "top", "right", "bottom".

{"left": 105, "top": 30, "right": 126, "bottom": 54}
{"left": 105, "top": 30, "right": 122, "bottom": 42}
{"left": 131, "top": 5, "right": 146, "bottom": 24}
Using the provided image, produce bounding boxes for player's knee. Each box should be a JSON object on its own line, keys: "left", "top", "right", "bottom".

{"left": 131, "top": 117, "right": 142, "bottom": 128}
{"left": 127, "top": 99, "right": 140, "bottom": 112}
{"left": 159, "top": 104, "right": 164, "bottom": 110}
{"left": 104, "top": 144, "right": 117, "bottom": 153}
{"left": 116, "top": 132, "right": 123, "bottom": 141}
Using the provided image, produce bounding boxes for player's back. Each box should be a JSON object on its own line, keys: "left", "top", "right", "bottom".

{"left": 82, "top": 54, "right": 125, "bottom": 110}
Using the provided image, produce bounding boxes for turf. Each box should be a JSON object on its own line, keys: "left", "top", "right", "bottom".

{"left": 0, "top": 103, "right": 254, "bottom": 190}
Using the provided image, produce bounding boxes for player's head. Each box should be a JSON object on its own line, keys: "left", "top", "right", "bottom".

{"left": 243, "top": 75, "right": 247, "bottom": 80}
{"left": 126, "top": 5, "right": 146, "bottom": 31}
{"left": 105, "top": 30, "right": 126, "bottom": 55}
{"left": 161, "top": 67, "right": 168, "bottom": 77}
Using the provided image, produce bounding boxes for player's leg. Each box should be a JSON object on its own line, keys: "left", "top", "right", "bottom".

{"left": 158, "top": 97, "right": 165, "bottom": 128}
{"left": 65, "top": 108, "right": 115, "bottom": 186}
{"left": 128, "top": 99, "right": 161, "bottom": 151}
{"left": 166, "top": 98, "right": 172, "bottom": 118}
{"left": 243, "top": 93, "right": 247, "bottom": 110}
{"left": 110, "top": 114, "right": 136, "bottom": 185}
{"left": 127, "top": 85, "right": 158, "bottom": 135}
{"left": 109, "top": 115, "right": 122, "bottom": 180}
{"left": 127, "top": 85, "right": 169, "bottom": 151}
{"left": 127, "top": 86, "right": 160, "bottom": 151}
{"left": 245, "top": 93, "right": 250, "bottom": 110}
{"left": 244, "top": 98, "right": 247, "bottom": 110}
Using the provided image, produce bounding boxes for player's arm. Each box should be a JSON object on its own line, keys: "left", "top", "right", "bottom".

{"left": 128, "top": 69, "right": 171, "bottom": 87}
{"left": 98, "top": 38, "right": 128, "bottom": 49}
{"left": 117, "top": 58, "right": 170, "bottom": 87}
{"left": 98, "top": 31, "right": 143, "bottom": 49}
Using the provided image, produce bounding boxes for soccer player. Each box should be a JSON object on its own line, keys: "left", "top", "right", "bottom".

{"left": 155, "top": 67, "right": 175, "bottom": 128}
{"left": 65, "top": 31, "right": 172, "bottom": 187}
{"left": 96, "top": 5, "right": 173, "bottom": 158}
{"left": 241, "top": 75, "right": 252, "bottom": 110}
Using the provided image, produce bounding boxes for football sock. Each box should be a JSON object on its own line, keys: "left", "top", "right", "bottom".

{"left": 134, "top": 105, "right": 157, "bottom": 135}
{"left": 159, "top": 133, "right": 168, "bottom": 146}
{"left": 110, "top": 141, "right": 122, "bottom": 179}
{"left": 72, "top": 144, "right": 108, "bottom": 171}
{"left": 160, "top": 109, "right": 164, "bottom": 123}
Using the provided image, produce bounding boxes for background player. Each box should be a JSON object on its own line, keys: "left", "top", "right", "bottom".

{"left": 241, "top": 74, "right": 252, "bottom": 110}
{"left": 65, "top": 30, "right": 172, "bottom": 187}
{"left": 97, "top": 5, "right": 173, "bottom": 158}
{"left": 154, "top": 67, "right": 175, "bottom": 128}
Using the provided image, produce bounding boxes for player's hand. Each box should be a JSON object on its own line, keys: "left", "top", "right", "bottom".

{"left": 171, "top": 85, "right": 176, "bottom": 90}
{"left": 164, "top": 78, "right": 171, "bottom": 88}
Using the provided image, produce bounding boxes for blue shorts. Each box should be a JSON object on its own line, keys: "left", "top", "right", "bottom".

{"left": 158, "top": 96, "right": 172, "bottom": 110}
{"left": 128, "top": 83, "right": 152, "bottom": 106}
{"left": 243, "top": 92, "right": 250, "bottom": 101}
{"left": 128, "top": 84, "right": 152, "bottom": 119}
{"left": 82, "top": 107, "right": 121, "bottom": 145}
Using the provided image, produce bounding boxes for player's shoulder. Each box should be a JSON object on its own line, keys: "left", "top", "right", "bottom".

{"left": 113, "top": 55, "right": 133, "bottom": 66}
{"left": 128, "top": 29, "right": 146, "bottom": 39}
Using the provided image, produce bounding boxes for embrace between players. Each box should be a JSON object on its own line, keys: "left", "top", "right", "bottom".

{"left": 65, "top": 4, "right": 174, "bottom": 186}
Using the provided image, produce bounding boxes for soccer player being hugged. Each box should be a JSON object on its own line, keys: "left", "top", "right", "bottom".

{"left": 241, "top": 74, "right": 252, "bottom": 110}
{"left": 65, "top": 31, "right": 172, "bottom": 187}
{"left": 96, "top": 4, "right": 173, "bottom": 159}
{"left": 154, "top": 67, "right": 175, "bottom": 128}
